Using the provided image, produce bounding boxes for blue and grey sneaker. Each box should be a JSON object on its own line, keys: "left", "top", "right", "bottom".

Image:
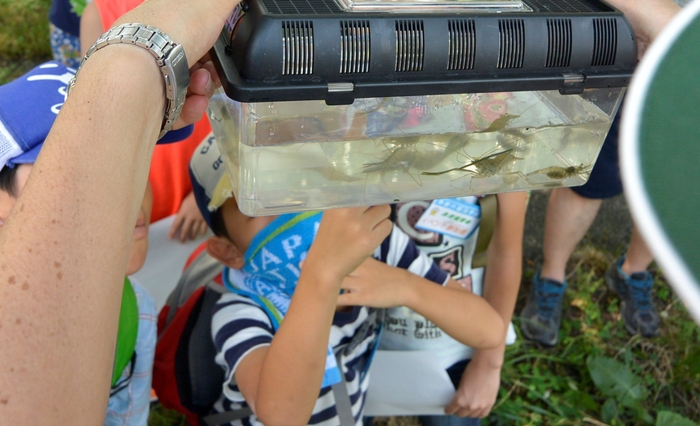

{"left": 605, "top": 257, "right": 659, "bottom": 337}
{"left": 520, "top": 270, "right": 568, "bottom": 346}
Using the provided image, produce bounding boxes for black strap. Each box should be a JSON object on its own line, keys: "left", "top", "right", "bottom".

{"left": 201, "top": 407, "right": 254, "bottom": 426}
{"left": 109, "top": 351, "right": 137, "bottom": 397}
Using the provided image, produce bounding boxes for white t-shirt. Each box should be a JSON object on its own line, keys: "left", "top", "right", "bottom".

{"left": 380, "top": 197, "right": 516, "bottom": 369}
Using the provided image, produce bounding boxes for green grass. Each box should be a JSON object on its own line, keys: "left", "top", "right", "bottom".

{"left": 489, "top": 247, "right": 700, "bottom": 425}
{"left": 0, "top": 0, "right": 52, "bottom": 59}
{"left": 0, "top": 0, "right": 52, "bottom": 85}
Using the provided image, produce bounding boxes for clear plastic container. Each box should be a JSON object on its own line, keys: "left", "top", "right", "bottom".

{"left": 208, "top": 88, "right": 624, "bottom": 216}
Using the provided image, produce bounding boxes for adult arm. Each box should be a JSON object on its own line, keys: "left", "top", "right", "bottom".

{"left": 606, "top": 0, "right": 681, "bottom": 58}
{"left": 0, "top": 0, "right": 240, "bottom": 423}
{"left": 445, "top": 191, "right": 528, "bottom": 418}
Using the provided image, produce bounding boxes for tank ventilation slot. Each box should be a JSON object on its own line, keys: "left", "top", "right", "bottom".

{"left": 447, "top": 19, "right": 476, "bottom": 70}
{"left": 546, "top": 19, "right": 572, "bottom": 67}
{"left": 282, "top": 21, "right": 314, "bottom": 75}
{"left": 526, "top": 0, "right": 611, "bottom": 13}
{"left": 340, "top": 20, "right": 370, "bottom": 74}
{"left": 498, "top": 19, "right": 525, "bottom": 69}
{"left": 592, "top": 18, "right": 617, "bottom": 66}
{"left": 263, "top": 0, "right": 339, "bottom": 15}
{"left": 395, "top": 20, "right": 424, "bottom": 72}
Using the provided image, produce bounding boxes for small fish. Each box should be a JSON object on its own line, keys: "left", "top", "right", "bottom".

{"left": 421, "top": 149, "right": 521, "bottom": 177}
{"left": 527, "top": 164, "right": 591, "bottom": 179}
{"left": 478, "top": 114, "right": 520, "bottom": 133}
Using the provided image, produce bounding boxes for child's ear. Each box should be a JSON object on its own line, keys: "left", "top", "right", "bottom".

{"left": 207, "top": 236, "right": 245, "bottom": 269}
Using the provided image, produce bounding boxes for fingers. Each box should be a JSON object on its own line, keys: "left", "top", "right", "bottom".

{"left": 198, "top": 220, "right": 209, "bottom": 237}
{"left": 444, "top": 400, "right": 492, "bottom": 419}
{"left": 365, "top": 205, "right": 391, "bottom": 226}
{"left": 173, "top": 95, "right": 208, "bottom": 130}
{"left": 444, "top": 398, "right": 461, "bottom": 416}
{"left": 169, "top": 215, "right": 185, "bottom": 240}
{"left": 188, "top": 67, "right": 215, "bottom": 98}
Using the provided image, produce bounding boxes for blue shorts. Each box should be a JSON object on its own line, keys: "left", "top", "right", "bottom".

{"left": 571, "top": 109, "right": 623, "bottom": 200}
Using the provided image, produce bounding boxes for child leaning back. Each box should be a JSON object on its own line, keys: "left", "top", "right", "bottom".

{"left": 187, "top": 136, "right": 505, "bottom": 426}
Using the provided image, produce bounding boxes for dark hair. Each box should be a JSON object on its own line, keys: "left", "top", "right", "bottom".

{"left": 210, "top": 207, "right": 231, "bottom": 240}
{"left": 0, "top": 166, "right": 19, "bottom": 198}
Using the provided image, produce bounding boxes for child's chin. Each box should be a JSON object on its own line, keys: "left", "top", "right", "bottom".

{"left": 126, "top": 242, "right": 148, "bottom": 276}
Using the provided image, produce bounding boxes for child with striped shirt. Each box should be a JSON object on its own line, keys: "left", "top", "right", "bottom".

{"left": 188, "top": 136, "right": 504, "bottom": 426}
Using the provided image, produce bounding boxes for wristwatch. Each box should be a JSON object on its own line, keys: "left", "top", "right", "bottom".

{"left": 68, "top": 23, "right": 190, "bottom": 139}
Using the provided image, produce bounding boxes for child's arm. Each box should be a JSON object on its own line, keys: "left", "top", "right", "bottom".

{"left": 445, "top": 191, "right": 528, "bottom": 418}
{"left": 337, "top": 257, "right": 505, "bottom": 350}
{"left": 234, "top": 206, "right": 392, "bottom": 426}
{"left": 79, "top": 2, "right": 104, "bottom": 56}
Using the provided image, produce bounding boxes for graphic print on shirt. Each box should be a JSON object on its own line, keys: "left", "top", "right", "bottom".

{"left": 395, "top": 201, "right": 443, "bottom": 247}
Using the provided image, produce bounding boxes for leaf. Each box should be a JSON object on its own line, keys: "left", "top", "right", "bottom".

{"left": 655, "top": 411, "right": 697, "bottom": 426}
{"left": 562, "top": 389, "right": 598, "bottom": 413}
{"left": 601, "top": 398, "right": 619, "bottom": 423}
{"left": 586, "top": 356, "right": 649, "bottom": 408}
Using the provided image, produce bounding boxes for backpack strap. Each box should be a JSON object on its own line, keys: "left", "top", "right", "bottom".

{"left": 331, "top": 350, "right": 359, "bottom": 426}
{"left": 201, "top": 408, "right": 254, "bottom": 426}
{"left": 112, "top": 278, "right": 139, "bottom": 387}
{"left": 472, "top": 194, "right": 497, "bottom": 269}
{"left": 164, "top": 250, "right": 224, "bottom": 325}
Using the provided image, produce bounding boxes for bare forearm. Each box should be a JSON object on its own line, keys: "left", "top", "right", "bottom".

{"left": 403, "top": 273, "right": 504, "bottom": 349}
{"left": 0, "top": 48, "right": 162, "bottom": 424}
{"left": 255, "top": 273, "right": 340, "bottom": 426}
{"left": 472, "top": 191, "right": 528, "bottom": 367}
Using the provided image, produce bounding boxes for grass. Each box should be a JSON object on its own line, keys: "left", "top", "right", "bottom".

{"left": 0, "top": 0, "right": 53, "bottom": 84}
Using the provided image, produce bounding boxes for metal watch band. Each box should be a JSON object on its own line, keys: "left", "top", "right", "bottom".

{"left": 68, "top": 23, "right": 190, "bottom": 140}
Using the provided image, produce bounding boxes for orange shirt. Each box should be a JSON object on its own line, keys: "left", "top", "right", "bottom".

{"left": 95, "top": 0, "right": 141, "bottom": 32}
{"left": 148, "top": 117, "right": 212, "bottom": 222}
{"left": 95, "top": 0, "right": 212, "bottom": 222}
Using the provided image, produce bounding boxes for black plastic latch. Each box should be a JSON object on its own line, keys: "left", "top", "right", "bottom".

{"left": 559, "top": 73, "right": 586, "bottom": 95}
{"left": 325, "top": 82, "right": 356, "bottom": 106}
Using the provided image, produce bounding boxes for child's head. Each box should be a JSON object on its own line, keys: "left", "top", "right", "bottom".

{"left": 0, "top": 61, "right": 75, "bottom": 228}
{"left": 0, "top": 61, "right": 153, "bottom": 275}
{"left": 189, "top": 135, "right": 276, "bottom": 269}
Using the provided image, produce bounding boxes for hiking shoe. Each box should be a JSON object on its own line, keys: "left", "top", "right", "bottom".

{"left": 520, "top": 270, "right": 567, "bottom": 346}
{"left": 605, "top": 257, "right": 659, "bottom": 337}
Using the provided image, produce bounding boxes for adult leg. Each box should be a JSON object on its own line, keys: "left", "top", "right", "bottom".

{"left": 521, "top": 108, "right": 623, "bottom": 346}
{"left": 540, "top": 188, "right": 603, "bottom": 283}
{"left": 606, "top": 225, "right": 659, "bottom": 336}
{"left": 621, "top": 225, "right": 654, "bottom": 274}
{"left": 520, "top": 188, "right": 601, "bottom": 346}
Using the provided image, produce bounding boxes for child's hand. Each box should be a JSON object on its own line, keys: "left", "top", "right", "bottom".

{"left": 169, "top": 191, "right": 208, "bottom": 242}
{"left": 444, "top": 353, "right": 502, "bottom": 418}
{"left": 337, "top": 257, "right": 411, "bottom": 308}
{"left": 304, "top": 206, "right": 392, "bottom": 284}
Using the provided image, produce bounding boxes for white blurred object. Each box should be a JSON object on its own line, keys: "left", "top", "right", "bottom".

{"left": 364, "top": 350, "right": 455, "bottom": 416}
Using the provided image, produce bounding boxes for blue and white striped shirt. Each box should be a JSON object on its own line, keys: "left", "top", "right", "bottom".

{"left": 211, "top": 225, "right": 448, "bottom": 425}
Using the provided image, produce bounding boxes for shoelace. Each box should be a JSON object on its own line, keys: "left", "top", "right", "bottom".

{"left": 535, "top": 281, "right": 566, "bottom": 319}
{"left": 628, "top": 273, "right": 654, "bottom": 312}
